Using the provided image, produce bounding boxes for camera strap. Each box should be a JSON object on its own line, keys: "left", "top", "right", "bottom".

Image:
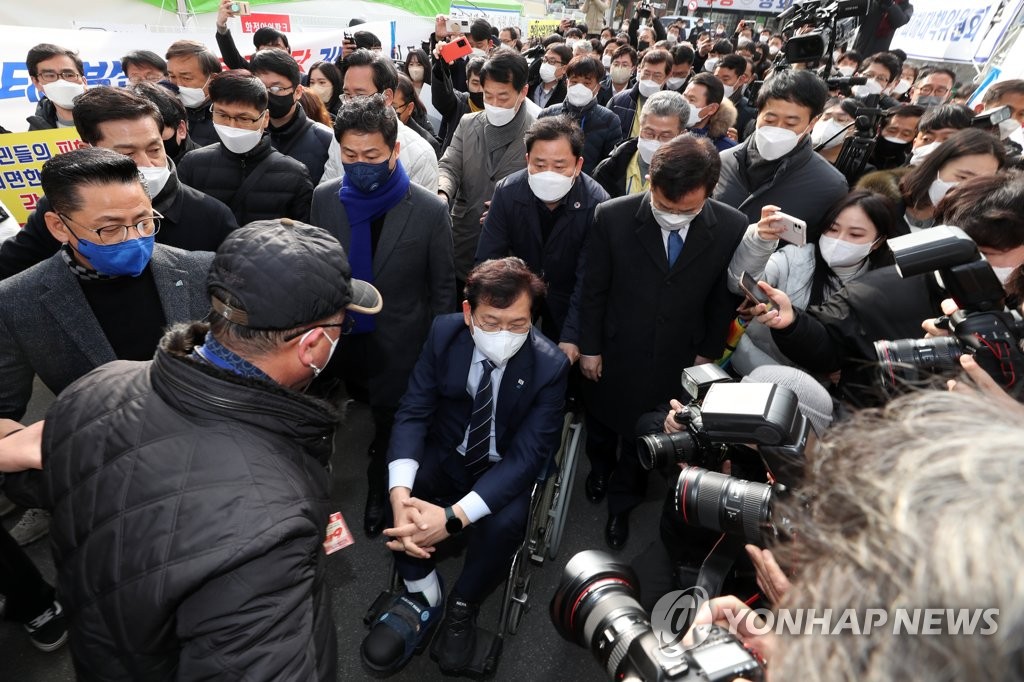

{"left": 695, "top": 534, "right": 748, "bottom": 601}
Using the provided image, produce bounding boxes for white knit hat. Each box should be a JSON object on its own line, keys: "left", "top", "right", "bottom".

{"left": 742, "top": 365, "right": 834, "bottom": 436}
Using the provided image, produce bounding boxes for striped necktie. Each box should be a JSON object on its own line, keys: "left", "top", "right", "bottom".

{"left": 464, "top": 359, "right": 496, "bottom": 478}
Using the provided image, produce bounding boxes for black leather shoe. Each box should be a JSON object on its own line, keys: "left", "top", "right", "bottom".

{"left": 364, "top": 489, "right": 387, "bottom": 538}
{"left": 431, "top": 595, "right": 479, "bottom": 673}
{"left": 605, "top": 513, "right": 629, "bottom": 550}
{"left": 585, "top": 470, "right": 610, "bottom": 504}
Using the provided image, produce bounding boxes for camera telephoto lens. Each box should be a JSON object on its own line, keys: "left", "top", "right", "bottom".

{"left": 637, "top": 431, "right": 697, "bottom": 471}
{"left": 550, "top": 550, "right": 652, "bottom": 678}
{"left": 874, "top": 336, "right": 962, "bottom": 391}
{"left": 675, "top": 467, "right": 773, "bottom": 546}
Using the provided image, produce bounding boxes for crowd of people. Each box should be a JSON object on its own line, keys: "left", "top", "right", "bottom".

{"left": 2, "top": 0, "right": 1024, "bottom": 678}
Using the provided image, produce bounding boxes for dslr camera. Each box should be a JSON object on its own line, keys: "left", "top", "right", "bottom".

{"left": 639, "top": 367, "right": 809, "bottom": 547}
{"left": 874, "top": 226, "right": 1024, "bottom": 397}
{"left": 551, "top": 550, "right": 765, "bottom": 681}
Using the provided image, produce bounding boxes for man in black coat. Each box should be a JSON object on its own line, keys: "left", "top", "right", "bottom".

{"left": 0, "top": 87, "right": 237, "bottom": 280}
{"left": 527, "top": 43, "right": 572, "bottom": 110}
{"left": 476, "top": 116, "right": 609, "bottom": 360}
{"left": 177, "top": 71, "right": 313, "bottom": 226}
{"left": 250, "top": 49, "right": 334, "bottom": 184}
{"left": 37, "top": 220, "right": 381, "bottom": 681}
{"left": 579, "top": 135, "right": 746, "bottom": 550}
{"left": 165, "top": 40, "right": 222, "bottom": 147}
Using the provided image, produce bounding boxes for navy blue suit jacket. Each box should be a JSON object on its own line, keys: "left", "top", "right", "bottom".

{"left": 388, "top": 314, "right": 569, "bottom": 513}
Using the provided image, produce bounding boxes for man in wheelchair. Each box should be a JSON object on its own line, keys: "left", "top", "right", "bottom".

{"left": 361, "top": 258, "right": 569, "bottom": 676}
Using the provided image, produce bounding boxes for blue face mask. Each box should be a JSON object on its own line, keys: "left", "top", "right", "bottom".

{"left": 342, "top": 159, "right": 392, "bottom": 194}
{"left": 75, "top": 235, "right": 155, "bottom": 277}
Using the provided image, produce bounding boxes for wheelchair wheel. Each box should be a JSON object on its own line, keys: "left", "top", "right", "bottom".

{"left": 529, "top": 411, "right": 576, "bottom": 564}
{"left": 547, "top": 417, "right": 583, "bottom": 561}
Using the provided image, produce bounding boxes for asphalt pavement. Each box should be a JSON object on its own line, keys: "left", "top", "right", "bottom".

{"left": 1, "top": 380, "right": 670, "bottom": 682}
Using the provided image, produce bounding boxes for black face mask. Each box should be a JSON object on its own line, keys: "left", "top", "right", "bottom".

{"left": 163, "top": 132, "right": 183, "bottom": 161}
{"left": 871, "top": 136, "right": 912, "bottom": 170}
{"left": 638, "top": 41, "right": 650, "bottom": 52}
{"left": 268, "top": 92, "right": 296, "bottom": 119}
{"left": 469, "top": 91, "right": 484, "bottom": 108}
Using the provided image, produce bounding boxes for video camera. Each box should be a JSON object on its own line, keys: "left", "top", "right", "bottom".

{"left": 551, "top": 550, "right": 765, "bottom": 682}
{"left": 776, "top": 0, "right": 869, "bottom": 69}
{"left": 638, "top": 366, "right": 809, "bottom": 547}
{"left": 874, "top": 226, "right": 1024, "bottom": 397}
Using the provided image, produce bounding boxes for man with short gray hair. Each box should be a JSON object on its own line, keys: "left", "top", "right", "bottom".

{"left": 592, "top": 89, "right": 692, "bottom": 198}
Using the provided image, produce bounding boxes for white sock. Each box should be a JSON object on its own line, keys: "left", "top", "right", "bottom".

{"left": 405, "top": 571, "right": 442, "bottom": 607}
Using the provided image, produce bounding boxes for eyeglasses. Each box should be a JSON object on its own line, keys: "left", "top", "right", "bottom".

{"left": 542, "top": 57, "right": 564, "bottom": 66}
{"left": 473, "top": 315, "right": 531, "bottom": 334}
{"left": 58, "top": 211, "right": 163, "bottom": 245}
{"left": 282, "top": 318, "right": 356, "bottom": 342}
{"left": 210, "top": 106, "right": 267, "bottom": 126}
{"left": 37, "top": 69, "right": 83, "bottom": 84}
{"left": 267, "top": 85, "right": 295, "bottom": 95}
{"left": 394, "top": 101, "right": 413, "bottom": 113}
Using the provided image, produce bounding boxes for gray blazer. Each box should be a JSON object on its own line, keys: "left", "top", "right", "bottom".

{"left": 310, "top": 179, "right": 456, "bottom": 408}
{"left": 438, "top": 109, "right": 534, "bottom": 280}
{"left": 0, "top": 245, "right": 214, "bottom": 420}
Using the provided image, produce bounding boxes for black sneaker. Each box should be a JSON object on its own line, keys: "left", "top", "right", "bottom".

{"left": 431, "top": 595, "right": 479, "bottom": 673}
{"left": 23, "top": 600, "right": 68, "bottom": 652}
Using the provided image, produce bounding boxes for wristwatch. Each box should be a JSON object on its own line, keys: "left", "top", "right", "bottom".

{"left": 444, "top": 506, "right": 464, "bottom": 535}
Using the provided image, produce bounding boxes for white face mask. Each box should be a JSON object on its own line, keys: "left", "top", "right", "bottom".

{"left": 176, "top": 81, "right": 209, "bottom": 108}
{"left": 760, "top": 35, "right": 770, "bottom": 44}
{"left": 566, "top": 39, "right": 578, "bottom": 50}
{"left": 637, "top": 136, "right": 663, "bottom": 164}
{"left": 610, "top": 65, "right": 632, "bottom": 85}
{"left": 651, "top": 204, "right": 700, "bottom": 230}
{"left": 566, "top": 83, "right": 595, "bottom": 107}
{"left": 837, "top": 65, "right": 855, "bottom": 78}
{"left": 721, "top": 83, "right": 735, "bottom": 99}
{"left": 638, "top": 79, "right": 662, "bottom": 98}
{"left": 139, "top": 164, "right": 171, "bottom": 199}
{"left": 998, "top": 118, "right": 1021, "bottom": 140}
{"left": 703, "top": 58, "right": 719, "bottom": 73}
{"left": 602, "top": 54, "right": 613, "bottom": 68}
{"left": 408, "top": 65, "right": 425, "bottom": 82}
{"left": 539, "top": 62, "right": 559, "bottom": 83}
{"left": 928, "top": 173, "right": 958, "bottom": 207}
{"left": 909, "top": 140, "right": 939, "bottom": 166}
{"left": 302, "top": 328, "right": 340, "bottom": 377}
{"left": 892, "top": 78, "right": 912, "bottom": 96}
{"left": 471, "top": 320, "right": 529, "bottom": 367}
{"left": 819, "top": 235, "right": 874, "bottom": 268}
{"left": 992, "top": 264, "right": 1016, "bottom": 285}
{"left": 528, "top": 169, "right": 576, "bottom": 202}
{"left": 811, "top": 118, "right": 847, "bottom": 150}
{"left": 851, "top": 78, "right": 884, "bottom": 98}
{"left": 214, "top": 122, "right": 264, "bottom": 155}
{"left": 485, "top": 96, "right": 521, "bottom": 127}
{"left": 768, "top": 45, "right": 781, "bottom": 56}
{"left": 686, "top": 104, "right": 702, "bottom": 128}
{"left": 666, "top": 76, "right": 687, "bottom": 90}
{"left": 42, "top": 79, "right": 86, "bottom": 110}
{"left": 754, "top": 125, "right": 803, "bottom": 161}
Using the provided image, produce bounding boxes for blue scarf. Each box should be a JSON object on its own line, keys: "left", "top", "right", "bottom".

{"left": 338, "top": 159, "right": 410, "bottom": 333}
{"left": 192, "top": 331, "right": 271, "bottom": 381}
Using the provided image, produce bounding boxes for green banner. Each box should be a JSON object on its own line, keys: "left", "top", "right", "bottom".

{"left": 137, "top": 0, "right": 448, "bottom": 17}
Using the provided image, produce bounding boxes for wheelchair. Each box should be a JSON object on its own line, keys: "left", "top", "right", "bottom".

{"left": 362, "top": 401, "right": 585, "bottom": 677}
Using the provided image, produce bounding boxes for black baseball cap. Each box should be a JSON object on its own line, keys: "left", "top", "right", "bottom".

{"left": 208, "top": 218, "right": 381, "bottom": 330}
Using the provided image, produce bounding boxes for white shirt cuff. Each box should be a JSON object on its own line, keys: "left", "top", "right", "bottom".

{"left": 388, "top": 459, "right": 419, "bottom": 491}
{"left": 456, "top": 492, "right": 492, "bottom": 524}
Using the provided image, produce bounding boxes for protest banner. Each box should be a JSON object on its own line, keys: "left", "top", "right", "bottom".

{"left": 0, "top": 127, "right": 84, "bottom": 225}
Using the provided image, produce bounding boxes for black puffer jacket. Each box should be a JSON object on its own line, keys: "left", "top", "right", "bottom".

{"left": 184, "top": 101, "right": 218, "bottom": 147}
{"left": 27, "top": 98, "right": 61, "bottom": 130}
{"left": 41, "top": 323, "right": 339, "bottom": 681}
{"left": 177, "top": 135, "right": 313, "bottom": 226}
{"left": 268, "top": 104, "right": 333, "bottom": 184}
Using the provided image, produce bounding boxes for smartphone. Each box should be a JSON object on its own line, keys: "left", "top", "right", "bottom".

{"left": 446, "top": 18, "right": 471, "bottom": 34}
{"left": 739, "top": 271, "right": 773, "bottom": 309}
{"left": 230, "top": 1, "right": 251, "bottom": 16}
{"left": 774, "top": 211, "right": 808, "bottom": 246}
{"left": 439, "top": 36, "right": 473, "bottom": 64}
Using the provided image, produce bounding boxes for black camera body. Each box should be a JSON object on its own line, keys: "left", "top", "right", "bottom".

{"left": 551, "top": 550, "right": 765, "bottom": 682}
{"left": 874, "top": 226, "right": 1024, "bottom": 396}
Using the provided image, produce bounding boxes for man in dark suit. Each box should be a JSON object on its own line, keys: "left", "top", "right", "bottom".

{"left": 309, "top": 96, "right": 456, "bottom": 538}
{"left": 475, "top": 116, "right": 609, "bottom": 364}
{"left": 579, "top": 135, "right": 746, "bottom": 550}
{"left": 362, "top": 258, "right": 568, "bottom": 676}
{"left": 0, "top": 148, "right": 212, "bottom": 546}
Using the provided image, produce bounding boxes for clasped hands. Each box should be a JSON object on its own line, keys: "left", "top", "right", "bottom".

{"left": 383, "top": 488, "right": 467, "bottom": 559}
